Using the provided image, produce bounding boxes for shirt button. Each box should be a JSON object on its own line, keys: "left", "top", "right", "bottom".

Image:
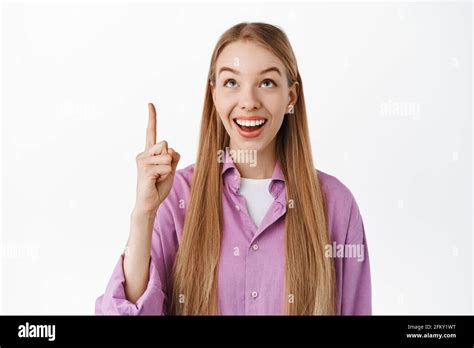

{"left": 251, "top": 291, "right": 258, "bottom": 299}
{"left": 235, "top": 204, "right": 240, "bottom": 211}
{"left": 252, "top": 244, "right": 259, "bottom": 251}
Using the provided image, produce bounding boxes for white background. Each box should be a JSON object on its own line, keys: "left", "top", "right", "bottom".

{"left": 1, "top": 0, "right": 472, "bottom": 314}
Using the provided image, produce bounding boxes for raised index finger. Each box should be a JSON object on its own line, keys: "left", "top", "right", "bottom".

{"left": 145, "top": 103, "right": 157, "bottom": 150}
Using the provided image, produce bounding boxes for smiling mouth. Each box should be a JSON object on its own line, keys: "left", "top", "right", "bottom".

{"left": 233, "top": 118, "right": 268, "bottom": 132}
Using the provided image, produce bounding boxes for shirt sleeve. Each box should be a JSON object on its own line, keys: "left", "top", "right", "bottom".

{"left": 95, "top": 203, "right": 176, "bottom": 316}
{"left": 340, "top": 197, "right": 372, "bottom": 315}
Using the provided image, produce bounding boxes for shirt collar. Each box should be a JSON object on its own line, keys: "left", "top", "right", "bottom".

{"left": 221, "top": 150, "right": 286, "bottom": 200}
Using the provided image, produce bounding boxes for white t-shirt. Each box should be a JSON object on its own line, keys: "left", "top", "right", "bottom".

{"left": 238, "top": 178, "right": 274, "bottom": 228}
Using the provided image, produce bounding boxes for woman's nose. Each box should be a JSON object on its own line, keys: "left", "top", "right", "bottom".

{"left": 238, "top": 86, "right": 261, "bottom": 111}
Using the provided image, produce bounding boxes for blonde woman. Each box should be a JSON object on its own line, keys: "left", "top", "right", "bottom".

{"left": 96, "top": 22, "right": 371, "bottom": 315}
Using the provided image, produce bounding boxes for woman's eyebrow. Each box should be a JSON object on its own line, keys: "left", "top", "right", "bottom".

{"left": 218, "top": 66, "right": 282, "bottom": 76}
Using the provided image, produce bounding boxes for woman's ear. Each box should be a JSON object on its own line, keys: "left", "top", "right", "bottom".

{"left": 289, "top": 81, "right": 299, "bottom": 107}
{"left": 286, "top": 81, "right": 299, "bottom": 115}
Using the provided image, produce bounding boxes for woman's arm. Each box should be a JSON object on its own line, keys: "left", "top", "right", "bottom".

{"left": 95, "top": 202, "right": 175, "bottom": 316}
{"left": 123, "top": 102, "right": 180, "bottom": 302}
{"left": 123, "top": 207, "right": 157, "bottom": 303}
{"left": 341, "top": 197, "right": 372, "bottom": 315}
{"left": 95, "top": 103, "right": 180, "bottom": 315}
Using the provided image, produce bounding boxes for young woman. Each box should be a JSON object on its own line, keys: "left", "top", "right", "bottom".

{"left": 96, "top": 22, "right": 371, "bottom": 315}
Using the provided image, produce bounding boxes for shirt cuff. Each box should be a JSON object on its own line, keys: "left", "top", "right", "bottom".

{"left": 95, "top": 253, "right": 167, "bottom": 315}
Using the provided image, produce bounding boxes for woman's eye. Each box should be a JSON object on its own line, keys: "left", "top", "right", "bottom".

{"left": 261, "top": 79, "right": 276, "bottom": 88}
{"left": 223, "top": 79, "right": 276, "bottom": 88}
{"left": 224, "top": 79, "right": 238, "bottom": 88}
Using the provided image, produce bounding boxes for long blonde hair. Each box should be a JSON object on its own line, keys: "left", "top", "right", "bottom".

{"left": 168, "top": 22, "right": 336, "bottom": 315}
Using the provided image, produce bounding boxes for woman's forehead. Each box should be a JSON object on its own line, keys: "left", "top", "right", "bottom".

{"left": 216, "top": 41, "right": 284, "bottom": 74}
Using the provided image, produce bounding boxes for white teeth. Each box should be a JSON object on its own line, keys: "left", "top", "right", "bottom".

{"left": 235, "top": 119, "right": 266, "bottom": 127}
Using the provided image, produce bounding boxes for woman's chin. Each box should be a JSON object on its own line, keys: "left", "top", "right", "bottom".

{"left": 231, "top": 136, "right": 269, "bottom": 153}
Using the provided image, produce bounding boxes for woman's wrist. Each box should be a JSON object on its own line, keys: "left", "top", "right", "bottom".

{"left": 132, "top": 204, "right": 159, "bottom": 219}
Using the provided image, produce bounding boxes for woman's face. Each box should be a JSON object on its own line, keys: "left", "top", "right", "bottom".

{"left": 211, "top": 40, "right": 299, "bottom": 154}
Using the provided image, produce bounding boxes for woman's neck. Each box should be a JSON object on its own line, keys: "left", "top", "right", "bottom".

{"left": 229, "top": 141, "right": 277, "bottom": 179}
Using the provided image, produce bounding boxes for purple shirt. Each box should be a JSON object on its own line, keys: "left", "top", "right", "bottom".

{"left": 95, "top": 155, "right": 372, "bottom": 315}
